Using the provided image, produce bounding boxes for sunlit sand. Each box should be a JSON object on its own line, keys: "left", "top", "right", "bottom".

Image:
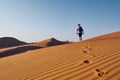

{"left": 0, "top": 31, "right": 120, "bottom": 80}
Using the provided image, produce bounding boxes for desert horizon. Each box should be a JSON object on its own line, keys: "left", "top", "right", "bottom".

{"left": 0, "top": 0, "right": 120, "bottom": 80}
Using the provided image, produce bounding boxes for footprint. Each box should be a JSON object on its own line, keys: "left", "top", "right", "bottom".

{"left": 83, "top": 50, "right": 88, "bottom": 53}
{"left": 95, "top": 69, "right": 109, "bottom": 77}
{"left": 83, "top": 45, "right": 92, "bottom": 54}
{"left": 83, "top": 59, "right": 90, "bottom": 64}
{"left": 84, "top": 46, "right": 93, "bottom": 50}
{"left": 96, "top": 69, "right": 101, "bottom": 72}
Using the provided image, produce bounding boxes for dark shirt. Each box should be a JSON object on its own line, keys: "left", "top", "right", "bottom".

{"left": 77, "top": 27, "right": 83, "bottom": 33}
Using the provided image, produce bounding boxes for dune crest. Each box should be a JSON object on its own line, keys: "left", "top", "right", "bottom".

{"left": 0, "top": 37, "right": 27, "bottom": 48}
{"left": 35, "top": 37, "right": 69, "bottom": 47}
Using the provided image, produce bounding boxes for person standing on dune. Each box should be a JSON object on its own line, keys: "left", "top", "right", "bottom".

{"left": 76, "top": 24, "right": 84, "bottom": 41}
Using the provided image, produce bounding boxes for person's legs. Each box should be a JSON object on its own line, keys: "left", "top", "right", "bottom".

{"left": 79, "top": 33, "right": 82, "bottom": 41}
{"left": 79, "top": 36, "right": 82, "bottom": 41}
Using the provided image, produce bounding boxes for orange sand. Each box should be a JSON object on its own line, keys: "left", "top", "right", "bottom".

{"left": 0, "top": 31, "right": 120, "bottom": 80}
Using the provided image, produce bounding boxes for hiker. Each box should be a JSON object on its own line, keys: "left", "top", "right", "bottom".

{"left": 76, "top": 24, "right": 84, "bottom": 41}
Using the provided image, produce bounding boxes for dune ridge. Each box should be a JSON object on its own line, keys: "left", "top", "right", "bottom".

{"left": 34, "top": 38, "right": 69, "bottom": 47}
{"left": 0, "top": 31, "right": 120, "bottom": 80}
{"left": 0, "top": 37, "right": 27, "bottom": 48}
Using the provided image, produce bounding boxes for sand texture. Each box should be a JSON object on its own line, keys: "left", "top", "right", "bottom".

{"left": 0, "top": 31, "right": 120, "bottom": 80}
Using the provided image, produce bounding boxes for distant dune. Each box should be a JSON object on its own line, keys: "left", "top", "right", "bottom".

{"left": 0, "top": 31, "right": 120, "bottom": 80}
{"left": 34, "top": 38, "right": 69, "bottom": 47}
{"left": 0, "top": 37, "right": 69, "bottom": 58}
{"left": 0, "top": 37, "right": 27, "bottom": 48}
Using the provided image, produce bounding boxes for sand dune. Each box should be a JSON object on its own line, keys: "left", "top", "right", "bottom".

{"left": 0, "top": 31, "right": 120, "bottom": 80}
{"left": 34, "top": 38, "right": 69, "bottom": 47}
{"left": 0, "top": 37, "right": 27, "bottom": 48}
{"left": 0, "top": 37, "right": 69, "bottom": 58}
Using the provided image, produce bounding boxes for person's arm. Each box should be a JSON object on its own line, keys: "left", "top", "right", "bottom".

{"left": 76, "top": 28, "right": 79, "bottom": 34}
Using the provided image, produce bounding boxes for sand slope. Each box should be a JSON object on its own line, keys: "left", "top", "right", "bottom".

{"left": 0, "top": 44, "right": 41, "bottom": 58}
{"left": 0, "top": 31, "right": 120, "bottom": 80}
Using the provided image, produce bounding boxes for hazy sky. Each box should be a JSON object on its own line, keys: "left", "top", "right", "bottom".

{"left": 0, "top": 0, "right": 119, "bottom": 42}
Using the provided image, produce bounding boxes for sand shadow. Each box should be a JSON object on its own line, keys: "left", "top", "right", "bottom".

{"left": 0, "top": 44, "right": 27, "bottom": 49}
{"left": 0, "top": 46, "right": 42, "bottom": 58}
{"left": 47, "top": 39, "right": 69, "bottom": 47}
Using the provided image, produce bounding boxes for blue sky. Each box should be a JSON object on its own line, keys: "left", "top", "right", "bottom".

{"left": 0, "top": 0, "right": 120, "bottom": 42}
